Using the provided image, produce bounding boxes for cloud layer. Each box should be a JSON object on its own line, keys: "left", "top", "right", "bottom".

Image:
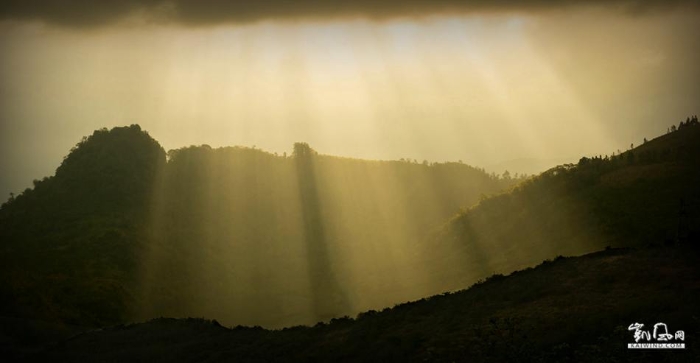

{"left": 1, "top": 0, "right": 698, "bottom": 27}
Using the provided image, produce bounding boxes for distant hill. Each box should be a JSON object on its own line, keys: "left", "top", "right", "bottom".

{"left": 19, "top": 246, "right": 700, "bottom": 363}
{"left": 0, "top": 125, "right": 518, "bottom": 328}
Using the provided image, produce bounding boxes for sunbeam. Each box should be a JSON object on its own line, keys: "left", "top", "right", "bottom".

{"left": 1, "top": 4, "right": 700, "bottom": 349}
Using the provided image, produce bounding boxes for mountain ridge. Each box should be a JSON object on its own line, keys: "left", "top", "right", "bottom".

{"left": 1, "top": 117, "right": 699, "bottom": 334}
{"left": 0, "top": 125, "right": 520, "bottom": 328}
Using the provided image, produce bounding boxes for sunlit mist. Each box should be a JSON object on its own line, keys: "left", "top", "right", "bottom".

{"left": 135, "top": 141, "right": 522, "bottom": 327}
{"left": 2, "top": 8, "right": 699, "bottom": 199}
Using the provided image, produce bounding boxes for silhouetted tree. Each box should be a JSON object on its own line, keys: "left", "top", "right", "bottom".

{"left": 293, "top": 142, "right": 310, "bottom": 158}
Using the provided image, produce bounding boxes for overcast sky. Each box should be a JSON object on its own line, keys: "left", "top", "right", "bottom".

{"left": 1, "top": 1, "right": 699, "bottom": 199}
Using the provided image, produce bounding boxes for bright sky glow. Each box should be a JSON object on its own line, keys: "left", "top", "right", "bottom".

{"left": 1, "top": 9, "right": 699, "bottom": 198}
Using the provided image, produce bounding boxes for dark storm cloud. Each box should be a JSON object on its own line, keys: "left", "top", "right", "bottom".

{"left": 0, "top": 0, "right": 698, "bottom": 27}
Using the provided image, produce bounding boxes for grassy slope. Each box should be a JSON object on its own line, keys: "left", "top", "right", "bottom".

{"left": 28, "top": 246, "right": 700, "bottom": 363}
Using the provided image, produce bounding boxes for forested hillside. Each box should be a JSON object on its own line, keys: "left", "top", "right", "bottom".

{"left": 0, "top": 125, "right": 165, "bottom": 326}
{"left": 0, "top": 125, "right": 518, "bottom": 328}
{"left": 424, "top": 120, "right": 700, "bottom": 293}
{"left": 1, "top": 119, "right": 698, "bottom": 331}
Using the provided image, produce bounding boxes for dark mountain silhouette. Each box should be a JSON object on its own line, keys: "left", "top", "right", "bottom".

{"left": 1, "top": 117, "right": 699, "bottom": 362}
{"left": 0, "top": 125, "right": 519, "bottom": 329}
{"left": 18, "top": 246, "right": 700, "bottom": 362}
{"left": 0, "top": 125, "right": 166, "bottom": 327}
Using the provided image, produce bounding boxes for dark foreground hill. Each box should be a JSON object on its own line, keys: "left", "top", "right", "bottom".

{"left": 15, "top": 246, "right": 700, "bottom": 363}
